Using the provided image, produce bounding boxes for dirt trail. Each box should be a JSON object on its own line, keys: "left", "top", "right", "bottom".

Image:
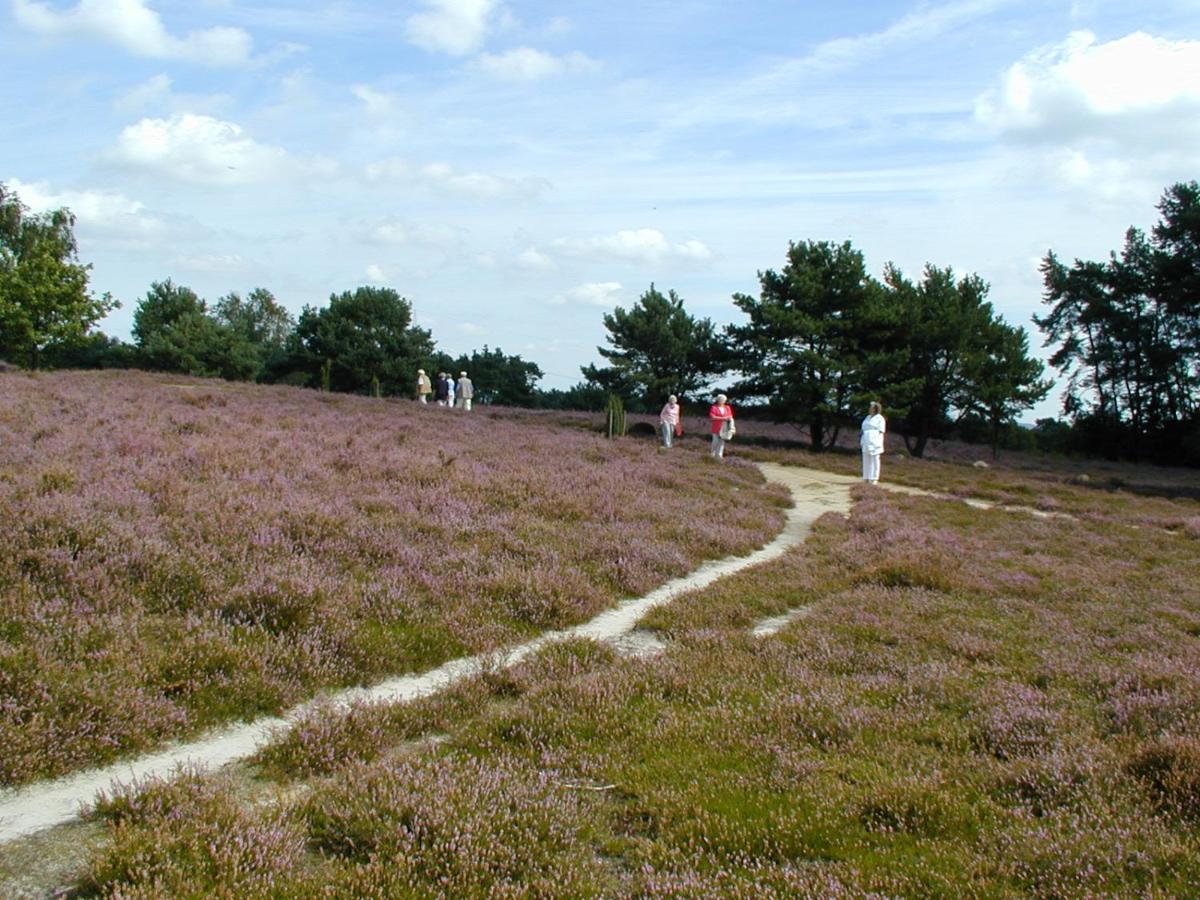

{"left": 0, "top": 463, "right": 859, "bottom": 847}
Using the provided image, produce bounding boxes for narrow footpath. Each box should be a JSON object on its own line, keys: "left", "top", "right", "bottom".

{"left": 0, "top": 463, "right": 861, "bottom": 846}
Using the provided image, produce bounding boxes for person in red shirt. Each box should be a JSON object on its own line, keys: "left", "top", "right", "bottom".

{"left": 708, "top": 393, "right": 734, "bottom": 458}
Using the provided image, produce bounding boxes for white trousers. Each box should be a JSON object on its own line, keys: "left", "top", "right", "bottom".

{"left": 862, "top": 450, "right": 881, "bottom": 483}
{"left": 456, "top": 398, "right": 472, "bottom": 410}
{"left": 711, "top": 434, "right": 726, "bottom": 457}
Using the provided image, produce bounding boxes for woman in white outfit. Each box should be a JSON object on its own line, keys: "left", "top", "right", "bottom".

{"left": 860, "top": 401, "right": 886, "bottom": 483}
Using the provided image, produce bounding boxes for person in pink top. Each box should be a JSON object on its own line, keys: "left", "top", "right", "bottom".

{"left": 708, "top": 393, "right": 734, "bottom": 458}
{"left": 658, "top": 395, "right": 680, "bottom": 448}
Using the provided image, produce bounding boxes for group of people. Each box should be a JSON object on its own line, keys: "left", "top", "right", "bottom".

{"left": 657, "top": 393, "right": 737, "bottom": 459}
{"left": 658, "top": 392, "right": 889, "bottom": 483}
{"left": 415, "top": 369, "right": 474, "bottom": 410}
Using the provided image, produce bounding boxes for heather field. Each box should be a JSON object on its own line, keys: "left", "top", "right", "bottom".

{"left": 0, "top": 370, "right": 787, "bottom": 786}
{"left": 4, "top": 372, "right": 1200, "bottom": 898}
{"left": 18, "top": 456, "right": 1195, "bottom": 898}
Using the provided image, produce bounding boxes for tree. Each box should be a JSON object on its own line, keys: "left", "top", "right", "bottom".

{"left": 213, "top": 287, "right": 295, "bottom": 350}
{"left": 132, "top": 279, "right": 258, "bottom": 380}
{"left": 963, "top": 319, "right": 1053, "bottom": 458}
{"left": 132, "top": 279, "right": 206, "bottom": 347}
{"left": 0, "top": 185, "right": 116, "bottom": 368}
{"left": 437, "top": 345, "right": 543, "bottom": 406}
{"left": 1036, "top": 181, "right": 1200, "bottom": 462}
{"left": 880, "top": 264, "right": 1032, "bottom": 458}
{"left": 581, "top": 284, "right": 728, "bottom": 410}
{"left": 727, "top": 240, "right": 881, "bottom": 451}
{"left": 284, "top": 286, "right": 434, "bottom": 394}
{"left": 213, "top": 287, "right": 296, "bottom": 381}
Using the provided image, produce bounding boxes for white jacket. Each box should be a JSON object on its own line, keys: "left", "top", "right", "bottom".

{"left": 861, "top": 413, "right": 886, "bottom": 455}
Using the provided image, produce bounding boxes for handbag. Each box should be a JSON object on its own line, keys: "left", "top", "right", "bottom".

{"left": 719, "top": 419, "right": 736, "bottom": 440}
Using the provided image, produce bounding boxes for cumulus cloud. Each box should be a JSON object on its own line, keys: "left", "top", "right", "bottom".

{"left": 405, "top": 0, "right": 500, "bottom": 56}
{"left": 368, "top": 219, "right": 464, "bottom": 247}
{"left": 104, "top": 113, "right": 336, "bottom": 186}
{"left": 365, "top": 156, "right": 550, "bottom": 201}
{"left": 549, "top": 228, "right": 712, "bottom": 264}
{"left": 13, "top": 0, "right": 252, "bottom": 65}
{"left": 552, "top": 282, "right": 624, "bottom": 307}
{"left": 473, "top": 47, "right": 598, "bottom": 81}
{"left": 5, "top": 177, "right": 171, "bottom": 248}
{"left": 365, "top": 264, "right": 389, "bottom": 284}
{"left": 976, "top": 31, "right": 1200, "bottom": 196}
{"left": 976, "top": 31, "right": 1200, "bottom": 141}
{"left": 517, "top": 247, "right": 553, "bottom": 269}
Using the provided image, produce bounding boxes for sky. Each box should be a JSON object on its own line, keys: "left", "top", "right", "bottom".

{"left": 3, "top": 0, "right": 1199, "bottom": 418}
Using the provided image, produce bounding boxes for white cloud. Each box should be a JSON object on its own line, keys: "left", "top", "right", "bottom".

{"left": 13, "top": 0, "right": 252, "bottom": 65}
{"left": 365, "top": 264, "right": 388, "bottom": 284}
{"left": 365, "top": 156, "right": 550, "bottom": 201}
{"left": 173, "top": 253, "right": 246, "bottom": 273}
{"left": 976, "top": 31, "right": 1200, "bottom": 138}
{"left": 473, "top": 47, "right": 598, "bottom": 81}
{"left": 351, "top": 85, "right": 397, "bottom": 116}
{"left": 975, "top": 31, "right": 1200, "bottom": 196}
{"left": 553, "top": 282, "right": 624, "bottom": 307}
{"left": 104, "top": 113, "right": 336, "bottom": 186}
{"left": 5, "top": 177, "right": 170, "bottom": 247}
{"left": 115, "top": 73, "right": 173, "bottom": 110}
{"left": 549, "top": 228, "right": 712, "bottom": 264}
{"left": 369, "top": 219, "right": 464, "bottom": 247}
{"left": 517, "top": 247, "right": 553, "bottom": 269}
{"left": 405, "top": 0, "right": 500, "bottom": 56}
{"left": 797, "top": 0, "right": 1008, "bottom": 73}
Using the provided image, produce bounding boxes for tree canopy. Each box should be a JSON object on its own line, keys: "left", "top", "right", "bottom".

{"left": 282, "top": 286, "right": 435, "bottom": 394}
{"left": 727, "top": 240, "right": 881, "bottom": 451}
{"left": 582, "top": 284, "right": 727, "bottom": 411}
{"left": 1036, "top": 181, "right": 1200, "bottom": 462}
{"left": 0, "top": 185, "right": 116, "bottom": 368}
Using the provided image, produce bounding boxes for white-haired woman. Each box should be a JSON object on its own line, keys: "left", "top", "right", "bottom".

{"left": 659, "top": 395, "right": 680, "bottom": 448}
{"left": 708, "top": 394, "right": 734, "bottom": 458}
{"left": 860, "top": 401, "right": 886, "bottom": 483}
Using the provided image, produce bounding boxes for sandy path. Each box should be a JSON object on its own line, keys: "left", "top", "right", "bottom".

{"left": 0, "top": 462, "right": 859, "bottom": 845}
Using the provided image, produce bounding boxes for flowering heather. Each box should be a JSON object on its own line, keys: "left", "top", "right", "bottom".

{"left": 11, "top": 439, "right": 1200, "bottom": 896}
{"left": 0, "top": 370, "right": 786, "bottom": 785}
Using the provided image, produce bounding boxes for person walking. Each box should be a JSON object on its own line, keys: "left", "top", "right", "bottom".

{"left": 455, "top": 371, "right": 474, "bottom": 411}
{"left": 434, "top": 373, "right": 450, "bottom": 406}
{"left": 416, "top": 368, "right": 431, "bottom": 404}
{"left": 708, "top": 394, "right": 734, "bottom": 458}
{"left": 659, "top": 395, "right": 680, "bottom": 448}
{"left": 861, "top": 401, "right": 886, "bottom": 483}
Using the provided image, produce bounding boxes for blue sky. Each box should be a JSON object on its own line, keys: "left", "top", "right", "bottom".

{"left": 3, "top": 0, "right": 1199, "bottom": 417}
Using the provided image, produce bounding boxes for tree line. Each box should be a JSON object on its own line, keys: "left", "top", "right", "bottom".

{"left": 0, "top": 184, "right": 542, "bottom": 406}
{"left": 1036, "top": 181, "right": 1200, "bottom": 464}
{"left": 582, "top": 249, "right": 1050, "bottom": 458}
{"left": 4, "top": 179, "right": 1198, "bottom": 463}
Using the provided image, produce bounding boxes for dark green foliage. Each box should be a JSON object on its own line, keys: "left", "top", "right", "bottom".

{"left": 879, "top": 264, "right": 1049, "bottom": 458}
{"left": 279, "top": 285, "right": 434, "bottom": 395}
{"left": 428, "top": 345, "right": 543, "bottom": 406}
{"left": 1036, "top": 181, "right": 1200, "bottom": 463}
{"left": 727, "top": 240, "right": 882, "bottom": 451}
{"left": 582, "top": 284, "right": 728, "bottom": 411}
{"left": 0, "top": 185, "right": 117, "bottom": 369}
{"left": 130, "top": 280, "right": 258, "bottom": 381}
